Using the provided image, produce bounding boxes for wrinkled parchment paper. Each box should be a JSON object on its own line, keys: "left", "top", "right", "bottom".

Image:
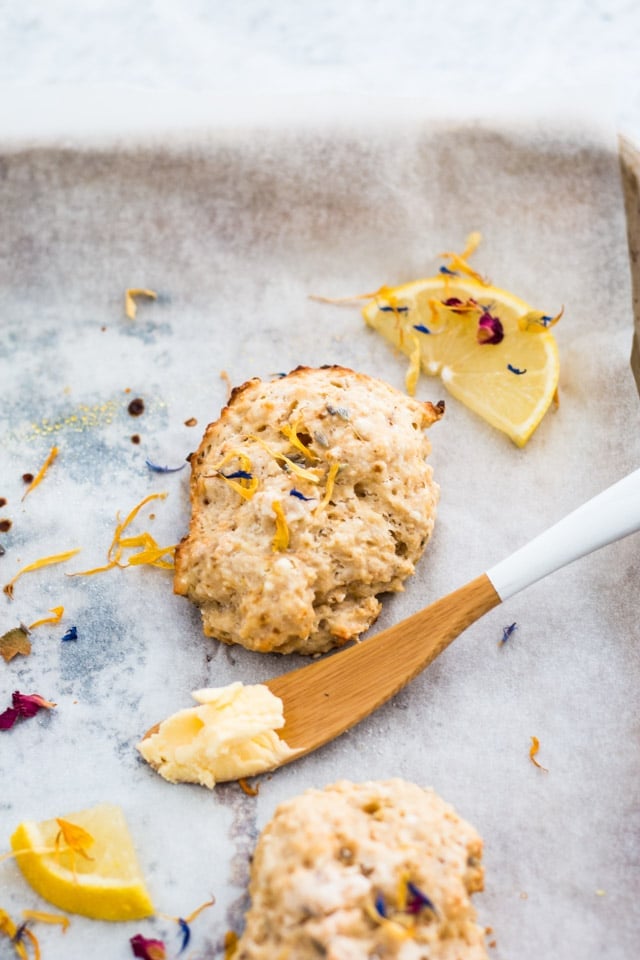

{"left": 1, "top": 106, "right": 639, "bottom": 959}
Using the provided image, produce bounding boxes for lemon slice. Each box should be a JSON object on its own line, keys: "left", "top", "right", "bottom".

{"left": 362, "top": 275, "right": 560, "bottom": 446}
{"left": 10, "top": 803, "right": 154, "bottom": 921}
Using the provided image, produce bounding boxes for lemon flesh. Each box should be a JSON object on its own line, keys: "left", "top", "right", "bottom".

{"left": 10, "top": 803, "right": 154, "bottom": 921}
{"left": 362, "top": 276, "right": 559, "bottom": 446}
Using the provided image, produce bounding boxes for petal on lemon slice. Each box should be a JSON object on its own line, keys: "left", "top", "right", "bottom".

{"left": 362, "top": 275, "right": 560, "bottom": 446}
{"left": 10, "top": 803, "right": 154, "bottom": 921}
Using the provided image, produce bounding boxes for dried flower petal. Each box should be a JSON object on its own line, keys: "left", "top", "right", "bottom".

{"left": 439, "top": 232, "right": 487, "bottom": 284}
{"left": 316, "top": 463, "right": 341, "bottom": 513}
{"left": 507, "top": 364, "right": 527, "bottom": 375}
{"left": 0, "top": 627, "right": 32, "bottom": 663}
{"left": 3, "top": 549, "right": 81, "bottom": 599}
{"left": 21, "top": 446, "right": 59, "bottom": 502}
{"left": 289, "top": 488, "right": 314, "bottom": 502}
{"left": 529, "top": 736, "right": 548, "bottom": 772}
{"left": 61, "top": 626, "right": 78, "bottom": 642}
{"left": 249, "top": 436, "right": 322, "bottom": 484}
{"left": 71, "top": 493, "right": 174, "bottom": 576}
{"left": 55, "top": 819, "right": 94, "bottom": 861}
{"left": 21, "top": 910, "right": 70, "bottom": 932}
{"left": 500, "top": 622, "right": 518, "bottom": 644}
{"left": 130, "top": 933, "right": 167, "bottom": 959}
{"left": 281, "top": 417, "right": 317, "bottom": 461}
{"left": 125, "top": 289, "right": 158, "bottom": 320}
{"left": 518, "top": 306, "right": 564, "bottom": 333}
{"left": 476, "top": 312, "right": 504, "bottom": 345}
{"left": 145, "top": 460, "right": 187, "bottom": 474}
{"left": 28, "top": 606, "right": 64, "bottom": 631}
{"left": 404, "top": 334, "right": 421, "bottom": 396}
{"left": 239, "top": 777, "right": 259, "bottom": 796}
{"left": 271, "top": 501, "right": 290, "bottom": 552}
{"left": 405, "top": 881, "right": 437, "bottom": 915}
{"left": 0, "top": 691, "right": 57, "bottom": 730}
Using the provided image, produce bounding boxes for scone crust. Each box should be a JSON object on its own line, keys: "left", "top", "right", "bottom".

{"left": 174, "top": 365, "right": 442, "bottom": 654}
{"left": 235, "top": 778, "right": 487, "bottom": 960}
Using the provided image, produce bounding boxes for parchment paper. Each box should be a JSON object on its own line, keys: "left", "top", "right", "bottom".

{"left": 1, "top": 105, "right": 639, "bottom": 959}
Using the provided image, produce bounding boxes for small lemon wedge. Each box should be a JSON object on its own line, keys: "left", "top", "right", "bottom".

{"left": 10, "top": 803, "right": 153, "bottom": 921}
{"left": 362, "top": 274, "right": 560, "bottom": 446}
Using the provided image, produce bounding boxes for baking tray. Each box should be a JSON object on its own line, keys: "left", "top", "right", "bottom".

{"left": 1, "top": 111, "right": 639, "bottom": 959}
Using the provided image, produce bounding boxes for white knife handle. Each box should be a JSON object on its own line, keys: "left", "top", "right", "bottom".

{"left": 486, "top": 468, "right": 640, "bottom": 601}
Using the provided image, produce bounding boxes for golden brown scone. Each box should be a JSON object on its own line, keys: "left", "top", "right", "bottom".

{"left": 235, "top": 779, "right": 488, "bottom": 960}
{"left": 174, "top": 365, "right": 442, "bottom": 654}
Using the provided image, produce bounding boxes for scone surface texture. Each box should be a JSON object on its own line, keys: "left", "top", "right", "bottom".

{"left": 174, "top": 365, "right": 441, "bottom": 654}
{"left": 235, "top": 778, "right": 487, "bottom": 960}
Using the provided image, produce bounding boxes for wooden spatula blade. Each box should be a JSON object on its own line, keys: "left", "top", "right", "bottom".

{"left": 266, "top": 574, "right": 500, "bottom": 757}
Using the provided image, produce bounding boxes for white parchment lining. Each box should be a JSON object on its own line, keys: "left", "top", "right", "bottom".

{"left": 1, "top": 105, "right": 639, "bottom": 959}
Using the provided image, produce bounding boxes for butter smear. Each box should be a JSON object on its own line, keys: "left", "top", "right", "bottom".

{"left": 137, "top": 682, "right": 297, "bottom": 788}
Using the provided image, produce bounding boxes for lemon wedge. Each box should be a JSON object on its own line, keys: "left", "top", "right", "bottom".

{"left": 362, "top": 274, "right": 560, "bottom": 446}
{"left": 10, "top": 803, "right": 154, "bottom": 921}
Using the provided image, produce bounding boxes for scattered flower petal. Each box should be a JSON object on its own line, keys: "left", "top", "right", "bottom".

{"left": 281, "top": 417, "right": 317, "bottom": 461}
{"left": 130, "top": 933, "right": 167, "bottom": 959}
{"left": 21, "top": 910, "right": 70, "bottom": 932}
{"left": 289, "top": 488, "right": 314, "bottom": 501}
{"left": 239, "top": 777, "right": 259, "bottom": 796}
{"left": 476, "top": 312, "right": 504, "bottom": 345}
{"left": 507, "top": 364, "right": 527, "bottom": 375}
{"left": 271, "top": 501, "right": 289, "bottom": 552}
{"left": 0, "top": 627, "right": 32, "bottom": 663}
{"left": 55, "top": 819, "right": 95, "bottom": 861}
{"left": 61, "top": 626, "right": 78, "bottom": 642}
{"left": 3, "top": 549, "right": 81, "bottom": 599}
{"left": 500, "top": 622, "right": 518, "bottom": 644}
{"left": 125, "top": 289, "right": 158, "bottom": 321}
{"left": 0, "top": 691, "right": 56, "bottom": 731}
{"left": 405, "top": 334, "right": 421, "bottom": 396}
{"left": 316, "top": 463, "right": 341, "bottom": 513}
{"left": 21, "top": 446, "right": 59, "bottom": 502}
{"left": 145, "top": 460, "right": 187, "bottom": 474}
{"left": 518, "top": 306, "right": 564, "bottom": 332}
{"left": 529, "top": 736, "right": 548, "bottom": 772}
{"left": 28, "top": 606, "right": 64, "bottom": 631}
{"left": 406, "top": 881, "right": 437, "bottom": 915}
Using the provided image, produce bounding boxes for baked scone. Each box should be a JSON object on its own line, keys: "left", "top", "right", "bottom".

{"left": 235, "top": 779, "right": 488, "bottom": 960}
{"left": 174, "top": 365, "right": 443, "bottom": 654}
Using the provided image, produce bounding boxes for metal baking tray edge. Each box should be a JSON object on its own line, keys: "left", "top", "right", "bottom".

{"left": 620, "top": 135, "right": 640, "bottom": 393}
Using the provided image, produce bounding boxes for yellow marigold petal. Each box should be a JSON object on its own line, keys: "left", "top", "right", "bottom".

{"left": 28, "top": 606, "right": 64, "bottom": 631}
{"left": 405, "top": 334, "right": 421, "bottom": 396}
{"left": 125, "top": 288, "right": 157, "bottom": 320}
{"left": 21, "top": 446, "right": 59, "bottom": 502}
{"left": 280, "top": 417, "right": 317, "bottom": 461}
{"left": 55, "top": 819, "right": 95, "bottom": 860}
{"left": 250, "top": 436, "right": 321, "bottom": 484}
{"left": 3, "top": 550, "right": 81, "bottom": 599}
{"left": 316, "top": 462, "right": 341, "bottom": 512}
{"left": 22, "top": 910, "right": 70, "bottom": 932}
{"left": 529, "top": 735, "right": 548, "bottom": 771}
{"left": 271, "top": 501, "right": 290, "bottom": 551}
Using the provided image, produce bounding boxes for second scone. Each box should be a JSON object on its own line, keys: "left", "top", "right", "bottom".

{"left": 174, "top": 365, "right": 443, "bottom": 654}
